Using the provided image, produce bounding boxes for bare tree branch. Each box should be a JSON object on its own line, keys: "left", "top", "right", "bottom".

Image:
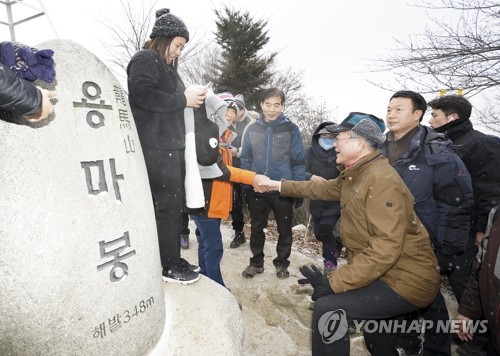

{"left": 369, "top": 0, "right": 500, "bottom": 132}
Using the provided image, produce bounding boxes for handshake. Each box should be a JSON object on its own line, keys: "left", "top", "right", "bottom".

{"left": 251, "top": 175, "right": 280, "bottom": 193}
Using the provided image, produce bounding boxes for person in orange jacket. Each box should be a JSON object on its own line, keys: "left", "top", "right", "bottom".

{"left": 189, "top": 92, "right": 268, "bottom": 287}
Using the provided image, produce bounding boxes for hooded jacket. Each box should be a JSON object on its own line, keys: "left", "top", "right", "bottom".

{"left": 281, "top": 150, "right": 440, "bottom": 308}
{"left": 434, "top": 118, "right": 500, "bottom": 234}
{"left": 381, "top": 125, "right": 473, "bottom": 256}
{"left": 305, "top": 122, "right": 340, "bottom": 219}
{"left": 231, "top": 111, "right": 255, "bottom": 168}
{"left": 240, "top": 112, "right": 306, "bottom": 196}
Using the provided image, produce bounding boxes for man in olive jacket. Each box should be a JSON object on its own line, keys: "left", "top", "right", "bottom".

{"left": 259, "top": 113, "right": 440, "bottom": 356}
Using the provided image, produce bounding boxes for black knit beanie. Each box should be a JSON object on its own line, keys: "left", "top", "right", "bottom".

{"left": 150, "top": 9, "right": 189, "bottom": 42}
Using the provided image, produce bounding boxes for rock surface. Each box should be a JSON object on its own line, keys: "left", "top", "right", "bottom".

{"left": 0, "top": 39, "right": 164, "bottom": 356}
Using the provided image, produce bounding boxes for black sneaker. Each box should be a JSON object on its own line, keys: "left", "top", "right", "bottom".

{"left": 179, "top": 257, "right": 201, "bottom": 273}
{"left": 162, "top": 265, "right": 200, "bottom": 285}
{"left": 230, "top": 231, "right": 246, "bottom": 248}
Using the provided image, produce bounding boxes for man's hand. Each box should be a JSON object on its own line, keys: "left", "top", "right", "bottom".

{"left": 252, "top": 174, "right": 270, "bottom": 193}
{"left": 298, "top": 265, "right": 334, "bottom": 301}
{"left": 24, "top": 87, "right": 56, "bottom": 122}
{"left": 256, "top": 178, "right": 280, "bottom": 192}
{"left": 454, "top": 314, "right": 474, "bottom": 342}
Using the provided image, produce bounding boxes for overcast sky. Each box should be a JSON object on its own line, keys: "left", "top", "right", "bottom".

{"left": 1, "top": 0, "right": 446, "bottom": 123}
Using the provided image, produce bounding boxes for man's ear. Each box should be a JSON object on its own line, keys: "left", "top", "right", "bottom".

{"left": 414, "top": 109, "right": 423, "bottom": 122}
{"left": 448, "top": 113, "right": 458, "bottom": 122}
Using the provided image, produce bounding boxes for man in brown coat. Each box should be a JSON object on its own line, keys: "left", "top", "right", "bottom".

{"left": 260, "top": 112, "right": 440, "bottom": 356}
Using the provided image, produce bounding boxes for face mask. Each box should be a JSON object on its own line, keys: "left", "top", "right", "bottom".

{"left": 318, "top": 137, "right": 335, "bottom": 150}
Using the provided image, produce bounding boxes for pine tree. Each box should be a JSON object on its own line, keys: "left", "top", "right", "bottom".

{"left": 209, "top": 7, "right": 277, "bottom": 109}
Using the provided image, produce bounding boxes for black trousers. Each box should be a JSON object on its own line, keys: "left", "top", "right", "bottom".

{"left": 143, "top": 149, "right": 185, "bottom": 268}
{"left": 447, "top": 235, "right": 477, "bottom": 301}
{"left": 392, "top": 291, "right": 451, "bottom": 355}
{"left": 230, "top": 182, "right": 245, "bottom": 232}
{"left": 247, "top": 194, "right": 294, "bottom": 268}
{"left": 312, "top": 280, "right": 420, "bottom": 356}
{"left": 180, "top": 212, "right": 190, "bottom": 235}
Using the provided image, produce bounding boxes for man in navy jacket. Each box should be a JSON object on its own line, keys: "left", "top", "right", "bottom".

{"left": 240, "top": 87, "right": 306, "bottom": 279}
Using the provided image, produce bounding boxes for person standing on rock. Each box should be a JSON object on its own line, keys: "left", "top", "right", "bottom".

{"left": 127, "top": 8, "right": 205, "bottom": 284}
{"left": 258, "top": 113, "right": 440, "bottom": 355}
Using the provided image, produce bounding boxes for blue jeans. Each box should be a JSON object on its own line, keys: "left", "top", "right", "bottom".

{"left": 190, "top": 214, "right": 225, "bottom": 287}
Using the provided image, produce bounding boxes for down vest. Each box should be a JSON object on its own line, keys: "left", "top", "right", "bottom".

{"left": 281, "top": 150, "right": 440, "bottom": 308}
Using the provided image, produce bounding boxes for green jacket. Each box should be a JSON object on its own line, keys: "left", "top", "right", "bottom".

{"left": 281, "top": 150, "right": 440, "bottom": 308}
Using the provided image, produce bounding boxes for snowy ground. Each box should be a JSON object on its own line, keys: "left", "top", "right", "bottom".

{"left": 180, "top": 219, "right": 461, "bottom": 355}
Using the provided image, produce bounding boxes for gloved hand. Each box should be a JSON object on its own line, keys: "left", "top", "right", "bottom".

{"left": 293, "top": 198, "right": 303, "bottom": 209}
{"left": 298, "top": 264, "right": 334, "bottom": 301}
{"left": 0, "top": 41, "right": 55, "bottom": 83}
{"left": 435, "top": 250, "right": 456, "bottom": 275}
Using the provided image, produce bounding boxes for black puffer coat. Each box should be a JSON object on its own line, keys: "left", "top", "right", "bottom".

{"left": 305, "top": 122, "right": 340, "bottom": 220}
{"left": 434, "top": 118, "right": 500, "bottom": 234}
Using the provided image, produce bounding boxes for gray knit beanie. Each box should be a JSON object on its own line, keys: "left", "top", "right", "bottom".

{"left": 150, "top": 9, "right": 189, "bottom": 42}
{"left": 234, "top": 94, "right": 246, "bottom": 110}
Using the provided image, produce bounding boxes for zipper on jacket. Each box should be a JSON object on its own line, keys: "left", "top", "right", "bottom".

{"left": 265, "top": 125, "right": 271, "bottom": 174}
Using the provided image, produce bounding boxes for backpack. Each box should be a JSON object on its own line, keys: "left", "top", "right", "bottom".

{"left": 194, "top": 104, "right": 219, "bottom": 166}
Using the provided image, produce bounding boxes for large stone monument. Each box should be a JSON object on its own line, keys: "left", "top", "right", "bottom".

{"left": 0, "top": 40, "right": 165, "bottom": 355}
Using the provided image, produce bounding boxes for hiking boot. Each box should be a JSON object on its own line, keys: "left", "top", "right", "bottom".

{"left": 276, "top": 266, "right": 290, "bottom": 279}
{"left": 179, "top": 257, "right": 201, "bottom": 273}
{"left": 230, "top": 231, "right": 246, "bottom": 248}
{"left": 323, "top": 260, "right": 337, "bottom": 274}
{"left": 242, "top": 265, "right": 264, "bottom": 278}
{"left": 162, "top": 265, "right": 200, "bottom": 285}
{"left": 180, "top": 234, "right": 190, "bottom": 249}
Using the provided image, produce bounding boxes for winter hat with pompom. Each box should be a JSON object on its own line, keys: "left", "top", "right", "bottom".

{"left": 150, "top": 9, "right": 189, "bottom": 42}
{"left": 217, "top": 92, "right": 237, "bottom": 113}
